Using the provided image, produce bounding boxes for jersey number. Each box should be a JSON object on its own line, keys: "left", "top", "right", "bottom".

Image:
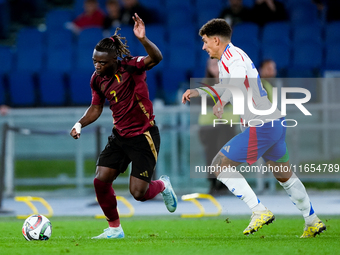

{"left": 110, "top": 90, "right": 118, "bottom": 102}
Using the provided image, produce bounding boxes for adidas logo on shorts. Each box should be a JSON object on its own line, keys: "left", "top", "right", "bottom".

{"left": 140, "top": 171, "right": 149, "bottom": 177}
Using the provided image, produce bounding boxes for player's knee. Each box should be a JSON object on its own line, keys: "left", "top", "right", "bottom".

{"left": 130, "top": 189, "right": 146, "bottom": 201}
{"left": 211, "top": 154, "right": 221, "bottom": 167}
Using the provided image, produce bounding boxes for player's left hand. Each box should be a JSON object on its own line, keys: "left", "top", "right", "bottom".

{"left": 213, "top": 102, "right": 224, "bottom": 119}
{"left": 133, "top": 13, "right": 145, "bottom": 39}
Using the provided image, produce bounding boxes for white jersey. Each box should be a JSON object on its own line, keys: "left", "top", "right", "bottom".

{"left": 198, "top": 43, "right": 283, "bottom": 124}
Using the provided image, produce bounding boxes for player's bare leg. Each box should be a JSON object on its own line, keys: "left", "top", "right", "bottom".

{"left": 212, "top": 152, "right": 275, "bottom": 235}
{"left": 129, "top": 176, "right": 151, "bottom": 200}
{"left": 268, "top": 160, "right": 326, "bottom": 238}
{"left": 129, "top": 174, "right": 177, "bottom": 213}
{"left": 268, "top": 160, "right": 292, "bottom": 182}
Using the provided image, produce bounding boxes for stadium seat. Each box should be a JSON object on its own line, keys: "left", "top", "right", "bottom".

{"left": 167, "top": 25, "right": 197, "bottom": 72}
{"left": 168, "top": 45, "right": 196, "bottom": 73}
{"left": 286, "top": 69, "right": 317, "bottom": 78}
{"left": 141, "top": 25, "right": 165, "bottom": 50}
{"left": 165, "top": 0, "right": 192, "bottom": 10}
{"left": 78, "top": 27, "right": 104, "bottom": 48}
{"left": 45, "top": 9, "right": 73, "bottom": 31}
{"left": 73, "top": 0, "right": 85, "bottom": 16}
{"left": 136, "top": 24, "right": 165, "bottom": 71}
{"left": 289, "top": 3, "right": 319, "bottom": 25}
{"left": 325, "top": 21, "right": 340, "bottom": 44}
{"left": 16, "top": 27, "right": 44, "bottom": 48}
{"left": 8, "top": 71, "right": 36, "bottom": 106}
{"left": 75, "top": 45, "right": 95, "bottom": 72}
{"left": 196, "top": 8, "right": 220, "bottom": 29}
{"left": 292, "top": 23, "right": 323, "bottom": 45}
{"left": 76, "top": 28, "right": 104, "bottom": 71}
{"left": 235, "top": 41, "right": 260, "bottom": 68}
{"left": 197, "top": 43, "right": 209, "bottom": 66}
{"left": 262, "top": 41, "right": 291, "bottom": 70}
{"left": 196, "top": 0, "right": 224, "bottom": 11}
{"left": 232, "top": 22, "right": 260, "bottom": 66}
{"left": 47, "top": 47, "right": 74, "bottom": 73}
{"left": 146, "top": 69, "right": 158, "bottom": 101}
{"left": 325, "top": 42, "right": 340, "bottom": 70}
{"left": 38, "top": 71, "right": 66, "bottom": 106}
{"left": 0, "top": 73, "right": 5, "bottom": 105}
{"left": 161, "top": 67, "right": 187, "bottom": 105}
{"left": 16, "top": 47, "right": 44, "bottom": 73}
{"left": 232, "top": 22, "right": 260, "bottom": 43}
{"left": 46, "top": 30, "right": 74, "bottom": 72}
{"left": 292, "top": 42, "right": 323, "bottom": 70}
{"left": 0, "top": 46, "right": 13, "bottom": 74}
{"left": 69, "top": 70, "right": 93, "bottom": 105}
{"left": 166, "top": 6, "right": 194, "bottom": 28}
{"left": 262, "top": 21, "right": 291, "bottom": 45}
{"left": 46, "top": 29, "right": 73, "bottom": 50}
{"left": 168, "top": 25, "right": 197, "bottom": 48}
{"left": 16, "top": 27, "right": 45, "bottom": 72}
{"left": 190, "top": 64, "right": 206, "bottom": 79}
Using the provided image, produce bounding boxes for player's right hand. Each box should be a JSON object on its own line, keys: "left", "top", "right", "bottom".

{"left": 70, "top": 122, "right": 81, "bottom": 139}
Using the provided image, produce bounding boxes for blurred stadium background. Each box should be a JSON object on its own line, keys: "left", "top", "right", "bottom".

{"left": 0, "top": 0, "right": 340, "bottom": 208}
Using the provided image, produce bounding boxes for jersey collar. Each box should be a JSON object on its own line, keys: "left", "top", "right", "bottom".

{"left": 220, "top": 43, "right": 233, "bottom": 61}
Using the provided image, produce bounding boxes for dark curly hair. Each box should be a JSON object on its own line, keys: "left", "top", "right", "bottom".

{"left": 95, "top": 27, "right": 131, "bottom": 59}
{"left": 199, "top": 19, "right": 232, "bottom": 40}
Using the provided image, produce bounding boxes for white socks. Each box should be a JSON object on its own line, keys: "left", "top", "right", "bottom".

{"left": 279, "top": 173, "right": 316, "bottom": 223}
{"left": 217, "top": 170, "right": 266, "bottom": 212}
{"left": 217, "top": 170, "right": 316, "bottom": 223}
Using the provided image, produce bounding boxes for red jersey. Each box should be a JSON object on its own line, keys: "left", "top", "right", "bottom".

{"left": 74, "top": 9, "right": 105, "bottom": 29}
{"left": 90, "top": 56, "right": 155, "bottom": 138}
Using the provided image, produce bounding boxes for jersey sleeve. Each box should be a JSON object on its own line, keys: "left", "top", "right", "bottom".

{"left": 196, "top": 85, "right": 227, "bottom": 98}
{"left": 124, "top": 56, "right": 148, "bottom": 72}
{"left": 90, "top": 73, "right": 105, "bottom": 105}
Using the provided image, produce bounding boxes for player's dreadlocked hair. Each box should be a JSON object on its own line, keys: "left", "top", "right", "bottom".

{"left": 95, "top": 27, "right": 131, "bottom": 59}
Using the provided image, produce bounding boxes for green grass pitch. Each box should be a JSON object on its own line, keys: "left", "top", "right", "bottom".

{"left": 0, "top": 215, "right": 339, "bottom": 255}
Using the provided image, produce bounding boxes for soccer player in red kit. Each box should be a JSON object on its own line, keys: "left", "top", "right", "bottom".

{"left": 70, "top": 13, "right": 177, "bottom": 239}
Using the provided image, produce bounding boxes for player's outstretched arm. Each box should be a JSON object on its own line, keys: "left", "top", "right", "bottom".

{"left": 132, "top": 13, "right": 162, "bottom": 69}
{"left": 70, "top": 104, "right": 103, "bottom": 139}
{"left": 182, "top": 89, "right": 199, "bottom": 104}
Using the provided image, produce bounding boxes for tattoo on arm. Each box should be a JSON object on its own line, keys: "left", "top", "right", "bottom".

{"left": 212, "top": 154, "right": 225, "bottom": 167}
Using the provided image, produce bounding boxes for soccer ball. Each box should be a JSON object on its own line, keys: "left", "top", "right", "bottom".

{"left": 22, "top": 214, "right": 52, "bottom": 241}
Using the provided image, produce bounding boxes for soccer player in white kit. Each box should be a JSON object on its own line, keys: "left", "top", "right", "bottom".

{"left": 182, "top": 19, "right": 326, "bottom": 238}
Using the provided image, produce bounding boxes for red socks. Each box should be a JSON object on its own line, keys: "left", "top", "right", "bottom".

{"left": 94, "top": 178, "right": 165, "bottom": 226}
{"left": 94, "top": 178, "right": 120, "bottom": 227}
{"left": 139, "top": 180, "right": 165, "bottom": 201}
